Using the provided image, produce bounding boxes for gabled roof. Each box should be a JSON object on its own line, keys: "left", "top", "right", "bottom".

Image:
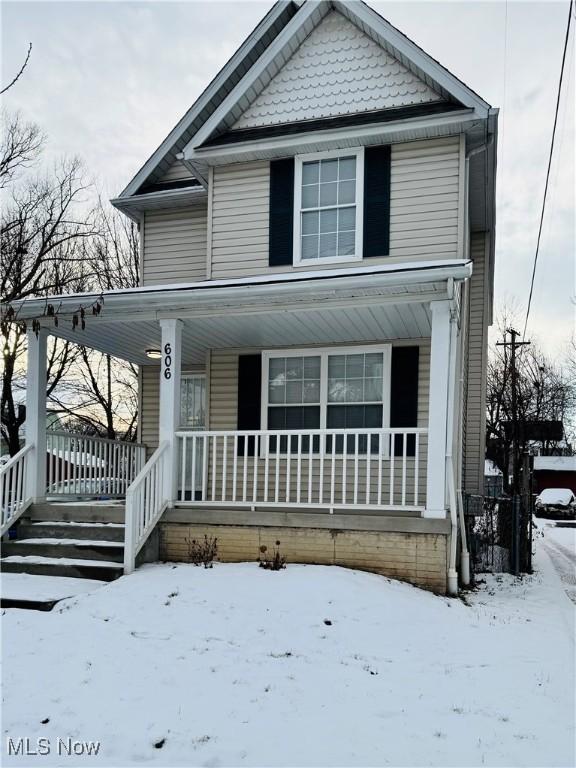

{"left": 116, "top": 0, "right": 492, "bottom": 201}
{"left": 119, "top": 1, "right": 300, "bottom": 199}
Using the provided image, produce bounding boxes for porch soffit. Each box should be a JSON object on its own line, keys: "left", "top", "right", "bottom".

{"left": 28, "top": 288, "right": 442, "bottom": 367}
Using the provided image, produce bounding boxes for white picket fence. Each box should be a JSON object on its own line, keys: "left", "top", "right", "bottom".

{"left": 176, "top": 428, "right": 428, "bottom": 513}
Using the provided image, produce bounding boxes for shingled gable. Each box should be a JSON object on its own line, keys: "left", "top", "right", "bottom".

{"left": 114, "top": 0, "right": 492, "bottom": 202}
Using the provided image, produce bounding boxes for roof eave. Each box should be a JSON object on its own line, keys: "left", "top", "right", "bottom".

{"left": 187, "top": 108, "right": 478, "bottom": 167}
{"left": 8, "top": 259, "right": 473, "bottom": 324}
{"left": 111, "top": 186, "right": 208, "bottom": 222}
{"left": 116, "top": 0, "right": 299, "bottom": 200}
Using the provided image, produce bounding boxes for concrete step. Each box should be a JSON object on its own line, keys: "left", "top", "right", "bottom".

{"left": 2, "top": 540, "right": 124, "bottom": 563}
{"left": 29, "top": 502, "right": 125, "bottom": 524}
{"left": 0, "top": 556, "right": 123, "bottom": 582}
{"left": 1, "top": 573, "right": 107, "bottom": 610}
{"left": 1, "top": 597, "right": 61, "bottom": 611}
{"left": 18, "top": 521, "right": 125, "bottom": 542}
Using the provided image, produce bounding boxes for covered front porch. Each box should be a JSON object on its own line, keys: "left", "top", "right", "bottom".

{"left": 3, "top": 260, "right": 470, "bottom": 590}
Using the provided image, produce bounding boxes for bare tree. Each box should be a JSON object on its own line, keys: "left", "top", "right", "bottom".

{"left": 87, "top": 197, "right": 139, "bottom": 290}
{"left": 0, "top": 43, "right": 32, "bottom": 95}
{"left": 45, "top": 199, "right": 141, "bottom": 442}
{"left": 1, "top": 111, "right": 140, "bottom": 453}
{"left": 1, "top": 156, "right": 95, "bottom": 306}
{"left": 49, "top": 349, "right": 138, "bottom": 442}
{"left": 0, "top": 109, "right": 43, "bottom": 188}
{"left": 1, "top": 113, "right": 97, "bottom": 455}
{"left": 486, "top": 311, "right": 576, "bottom": 491}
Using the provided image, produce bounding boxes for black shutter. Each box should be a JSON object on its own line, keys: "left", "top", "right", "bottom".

{"left": 269, "top": 158, "right": 294, "bottom": 266}
{"left": 390, "top": 346, "right": 419, "bottom": 456}
{"left": 237, "top": 354, "right": 262, "bottom": 455}
{"left": 363, "top": 145, "right": 391, "bottom": 258}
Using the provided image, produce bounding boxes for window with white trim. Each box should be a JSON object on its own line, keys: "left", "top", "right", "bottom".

{"left": 263, "top": 345, "right": 390, "bottom": 443}
{"left": 294, "top": 149, "right": 364, "bottom": 264}
{"left": 180, "top": 374, "right": 206, "bottom": 429}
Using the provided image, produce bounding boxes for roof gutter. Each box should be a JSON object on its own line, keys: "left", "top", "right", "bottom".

{"left": 111, "top": 186, "right": 207, "bottom": 221}
{"left": 186, "top": 109, "right": 477, "bottom": 164}
{"left": 7, "top": 259, "right": 473, "bottom": 322}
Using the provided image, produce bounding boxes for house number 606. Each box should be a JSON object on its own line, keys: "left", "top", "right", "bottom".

{"left": 163, "top": 343, "right": 172, "bottom": 379}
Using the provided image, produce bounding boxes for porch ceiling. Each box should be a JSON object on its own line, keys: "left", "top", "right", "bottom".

{"left": 10, "top": 260, "right": 471, "bottom": 365}
{"left": 27, "top": 295, "right": 435, "bottom": 366}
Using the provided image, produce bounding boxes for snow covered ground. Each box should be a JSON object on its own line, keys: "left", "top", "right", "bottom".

{"left": 2, "top": 542, "right": 574, "bottom": 767}
{"left": 538, "top": 518, "right": 576, "bottom": 605}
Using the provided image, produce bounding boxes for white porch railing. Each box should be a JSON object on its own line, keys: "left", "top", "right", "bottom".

{"left": 124, "top": 442, "right": 170, "bottom": 574}
{"left": 176, "top": 428, "right": 428, "bottom": 513}
{"left": 46, "top": 431, "right": 146, "bottom": 498}
{"left": 0, "top": 444, "right": 34, "bottom": 535}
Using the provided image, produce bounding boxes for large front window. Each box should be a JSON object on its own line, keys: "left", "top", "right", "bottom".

{"left": 263, "top": 345, "right": 390, "bottom": 440}
{"left": 294, "top": 149, "right": 363, "bottom": 264}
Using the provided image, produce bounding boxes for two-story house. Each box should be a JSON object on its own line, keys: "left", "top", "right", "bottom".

{"left": 1, "top": 0, "right": 497, "bottom": 595}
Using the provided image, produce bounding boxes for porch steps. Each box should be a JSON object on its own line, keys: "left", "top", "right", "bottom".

{"left": 1, "top": 503, "right": 126, "bottom": 587}
{"left": 18, "top": 522, "right": 125, "bottom": 542}
{"left": 2, "top": 540, "right": 124, "bottom": 563}
{"left": 0, "top": 556, "right": 123, "bottom": 582}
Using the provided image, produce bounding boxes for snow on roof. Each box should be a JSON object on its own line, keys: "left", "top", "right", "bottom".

{"left": 536, "top": 488, "right": 575, "bottom": 505}
{"left": 48, "top": 448, "right": 105, "bottom": 468}
{"left": 533, "top": 456, "right": 576, "bottom": 473}
{"left": 484, "top": 459, "right": 502, "bottom": 477}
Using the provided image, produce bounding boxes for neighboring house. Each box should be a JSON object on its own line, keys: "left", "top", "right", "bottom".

{"left": 484, "top": 459, "right": 503, "bottom": 498}
{"left": 533, "top": 456, "right": 576, "bottom": 495}
{"left": 1, "top": 411, "right": 64, "bottom": 457}
{"left": 3, "top": 0, "right": 497, "bottom": 595}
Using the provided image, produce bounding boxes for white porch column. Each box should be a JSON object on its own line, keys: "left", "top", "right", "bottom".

{"left": 425, "top": 301, "right": 452, "bottom": 518}
{"left": 25, "top": 329, "right": 47, "bottom": 502}
{"left": 159, "top": 319, "right": 182, "bottom": 503}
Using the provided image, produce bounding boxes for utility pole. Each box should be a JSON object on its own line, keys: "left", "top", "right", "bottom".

{"left": 496, "top": 328, "right": 531, "bottom": 494}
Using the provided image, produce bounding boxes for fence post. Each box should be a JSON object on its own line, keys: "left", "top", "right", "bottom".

{"left": 512, "top": 495, "right": 521, "bottom": 577}
{"left": 25, "top": 329, "right": 48, "bottom": 501}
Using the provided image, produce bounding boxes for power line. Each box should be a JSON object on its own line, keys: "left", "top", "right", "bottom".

{"left": 523, "top": 0, "right": 574, "bottom": 339}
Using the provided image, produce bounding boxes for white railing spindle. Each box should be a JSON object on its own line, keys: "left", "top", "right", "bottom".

{"left": 0, "top": 444, "right": 34, "bottom": 535}
{"left": 174, "top": 428, "right": 427, "bottom": 515}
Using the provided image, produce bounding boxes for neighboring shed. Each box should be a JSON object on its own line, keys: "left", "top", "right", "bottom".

{"left": 533, "top": 456, "right": 576, "bottom": 495}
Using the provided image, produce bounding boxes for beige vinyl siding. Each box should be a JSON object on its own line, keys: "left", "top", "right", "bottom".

{"left": 141, "top": 366, "right": 160, "bottom": 452}
{"left": 210, "top": 162, "right": 269, "bottom": 279}
{"left": 210, "top": 137, "right": 461, "bottom": 279}
{"left": 389, "top": 137, "right": 460, "bottom": 260}
{"left": 142, "top": 205, "right": 208, "bottom": 286}
{"left": 463, "top": 232, "right": 489, "bottom": 493}
{"left": 158, "top": 159, "right": 195, "bottom": 184}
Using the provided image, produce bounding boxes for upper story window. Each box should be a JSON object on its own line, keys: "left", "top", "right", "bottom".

{"left": 293, "top": 148, "right": 364, "bottom": 265}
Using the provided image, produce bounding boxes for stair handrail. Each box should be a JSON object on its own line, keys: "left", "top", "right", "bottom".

{"left": 0, "top": 444, "right": 34, "bottom": 536}
{"left": 123, "top": 441, "right": 170, "bottom": 574}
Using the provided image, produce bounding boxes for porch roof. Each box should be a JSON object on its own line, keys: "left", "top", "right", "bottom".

{"left": 10, "top": 259, "right": 471, "bottom": 366}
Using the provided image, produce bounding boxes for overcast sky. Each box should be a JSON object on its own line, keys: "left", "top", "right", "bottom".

{"left": 2, "top": 0, "right": 574, "bottom": 359}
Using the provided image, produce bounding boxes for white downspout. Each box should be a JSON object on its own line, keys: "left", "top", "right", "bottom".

{"left": 445, "top": 293, "right": 471, "bottom": 594}
{"left": 445, "top": 308, "right": 459, "bottom": 596}
{"left": 458, "top": 488, "right": 471, "bottom": 585}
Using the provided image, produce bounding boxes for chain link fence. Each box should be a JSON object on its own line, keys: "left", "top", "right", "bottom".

{"left": 464, "top": 493, "right": 533, "bottom": 576}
